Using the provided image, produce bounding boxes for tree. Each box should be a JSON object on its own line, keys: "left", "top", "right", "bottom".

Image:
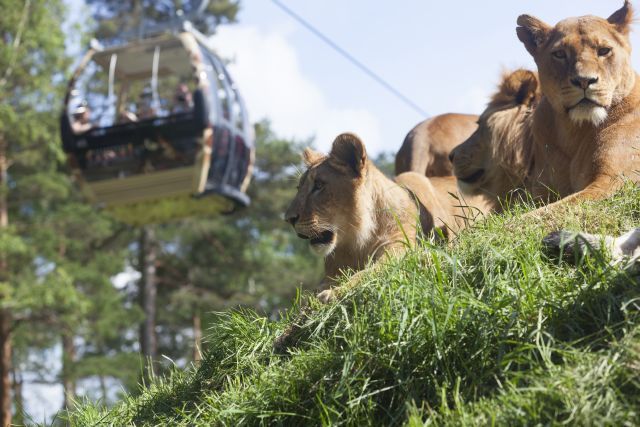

{"left": 138, "top": 227, "right": 158, "bottom": 383}
{"left": 38, "top": 204, "right": 140, "bottom": 410}
{"left": 86, "top": 0, "right": 240, "bottom": 40}
{"left": 0, "top": 1, "right": 71, "bottom": 423}
{"left": 0, "top": 1, "right": 142, "bottom": 420}
{"left": 372, "top": 151, "right": 396, "bottom": 177}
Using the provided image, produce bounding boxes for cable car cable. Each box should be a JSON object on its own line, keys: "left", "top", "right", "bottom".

{"left": 270, "top": 0, "right": 429, "bottom": 118}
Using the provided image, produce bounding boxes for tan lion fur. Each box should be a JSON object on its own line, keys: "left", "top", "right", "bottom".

{"left": 450, "top": 69, "right": 540, "bottom": 213}
{"left": 395, "top": 113, "right": 478, "bottom": 177}
{"left": 285, "top": 133, "right": 483, "bottom": 302}
{"left": 453, "top": 2, "right": 640, "bottom": 216}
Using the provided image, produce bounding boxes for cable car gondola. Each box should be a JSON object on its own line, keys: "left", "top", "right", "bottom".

{"left": 60, "top": 21, "right": 254, "bottom": 225}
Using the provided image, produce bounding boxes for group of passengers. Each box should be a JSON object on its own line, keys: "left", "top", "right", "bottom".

{"left": 71, "top": 83, "right": 194, "bottom": 134}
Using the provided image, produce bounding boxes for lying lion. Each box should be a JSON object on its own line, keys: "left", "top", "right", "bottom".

{"left": 285, "top": 133, "right": 484, "bottom": 302}
{"left": 395, "top": 113, "right": 478, "bottom": 177}
{"left": 452, "top": 2, "right": 640, "bottom": 216}
{"left": 450, "top": 69, "right": 540, "bottom": 213}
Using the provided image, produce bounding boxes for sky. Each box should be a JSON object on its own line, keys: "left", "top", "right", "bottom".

{"left": 28, "top": 0, "right": 640, "bottom": 419}
{"left": 211, "top": 0, "right": 640, "bottom": 155}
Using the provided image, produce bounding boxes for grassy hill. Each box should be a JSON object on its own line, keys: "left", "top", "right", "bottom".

{"left": 70, "top": 186, "right": 640, "bottom": 426}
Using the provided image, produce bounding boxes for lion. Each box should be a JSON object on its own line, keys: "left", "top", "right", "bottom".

{"left": 450, "top": 69, "right": 541, "bottom": 213}
{"left": 285, "top": 133, "right": 484, "bottom": 302}
{"left": 516, "top": 1, "right": 640, "bottom": 212}
{"left": 453, "top": 2, "right": 640, "bottom": 216}
{"left": 395, "top": 113, "right": 478, "bottom": 177}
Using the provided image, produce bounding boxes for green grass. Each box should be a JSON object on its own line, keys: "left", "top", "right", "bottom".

{"left": 69, "top": 186, "right": 640, "bottom": 426}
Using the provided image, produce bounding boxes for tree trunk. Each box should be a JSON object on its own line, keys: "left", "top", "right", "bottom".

{"left": 99, "top": 374, "right": 108, "bottom": 404}
{"left": 11, "top": 367, "right": 23, "bottom": 426}
{"left": 193, "top": 311, "right": 202, "bottom": 364}
{"left": 0, "top": 138, "right": 7, "bottom": 229}
{"left": 61, "top": 331, "right": 76, "bottom": 410}
{"left": 0, "top": 137, "right": 12, "bottom": 427}
{"left": 0, "top": 312, "right": 11, "bottom": 427}
{"left": 139, "top": 227, "right": 157, "bottom": 383}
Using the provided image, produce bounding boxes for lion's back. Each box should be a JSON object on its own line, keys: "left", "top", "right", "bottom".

{"left": 395, "top": 113, "right": 478, "bottom": 177}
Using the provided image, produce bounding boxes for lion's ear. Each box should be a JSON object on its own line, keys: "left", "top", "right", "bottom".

{"left": 329, "top": 133, "right": 367, "bottom": 176}
{"left": 511, "top": 70, "right": 540, "bottom": 107}
{"left": 302, "top": 148, "right": 324, "bottom": 166}
{"left": 608, "top": 1, "right": 633, "bottom": 36}
{"left": 492, "top": 69, "right": 540, "bottom": 108}
{"left": 516, "top": 14, "right": 552, "bottom": 57}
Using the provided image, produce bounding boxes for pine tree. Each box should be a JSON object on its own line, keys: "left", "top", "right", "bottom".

{"left": 0, "top": 1, "right": 71, "bottom": 422}
{"left": 0, "top": 0, "right": 144, "bottom": 420}
{"left": 86, "top": 0, "right": 240, "bottom": 40}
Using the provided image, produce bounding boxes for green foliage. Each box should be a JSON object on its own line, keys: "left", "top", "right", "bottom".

{"left": 0, "top": 0, "right": 140, "bottom": 415}
{"left": 69, "top": 185, "right": 640, "bottom": 425}
{"left": 86, "top": 0, "right": 240, "bottom": 39}
{"left": 372, "top": 151, "right": 395, "bottom": 178}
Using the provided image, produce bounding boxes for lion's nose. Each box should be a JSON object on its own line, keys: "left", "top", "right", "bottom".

{"left": 571, "top": 76, "right": 599, "bottom": 90}
{"left": 285, "top": 213, "right": 299, "bottom": 226}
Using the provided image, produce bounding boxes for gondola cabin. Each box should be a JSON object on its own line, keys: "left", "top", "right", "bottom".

{"left": 60, "top": 30, "right": 254, "bottom": 225}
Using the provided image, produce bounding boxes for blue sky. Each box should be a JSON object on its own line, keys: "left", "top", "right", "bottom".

{"left": 212, "top": 0, "right": 640, "bottom": 155}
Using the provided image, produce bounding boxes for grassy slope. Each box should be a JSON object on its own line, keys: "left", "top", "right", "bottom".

{"left": 71, "top": 186, "right": 640, "bottom": 426}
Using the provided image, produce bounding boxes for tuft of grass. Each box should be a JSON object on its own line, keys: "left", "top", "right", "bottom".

{"left": 69, "top": 185, "right": 640, "bottom": 426}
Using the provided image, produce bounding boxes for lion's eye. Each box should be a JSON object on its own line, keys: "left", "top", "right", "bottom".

{"left": 312, "top": 179, "right": 324, "bottom": 192}
{"left": 598, "top": 47, "right": 612, "bottom": 57}
{"left": 552, "top": 50, "right": 567, "bottom": 59}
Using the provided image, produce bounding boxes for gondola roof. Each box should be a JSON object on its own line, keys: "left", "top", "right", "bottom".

{"left": 92, "top": 34, "right": 192, "bottom": 79}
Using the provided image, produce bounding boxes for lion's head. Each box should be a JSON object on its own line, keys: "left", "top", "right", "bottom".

{"left": 450, "top": 69, "right": 540, "bottom": 208}
{"left": 516, "top": 1, "right": 635, "bottom": 127}
{"left": 285, "top": 133, "right": 375, "bottom": 257}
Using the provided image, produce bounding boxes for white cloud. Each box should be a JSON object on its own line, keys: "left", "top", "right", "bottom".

{"left": 111, "top": 265, "right": 141, "bottom": 289}
{"left": 210, "top": 26, "right": 384, "bottom": 154}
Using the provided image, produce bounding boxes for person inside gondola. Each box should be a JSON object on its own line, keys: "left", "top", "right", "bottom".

{"left": 71, "top": 100, "right": 93, "bottom": 134}
{"left": 118, "top": 102, "right": 138, "bottom": 123}
{"left": 137, "top": 86, "right": 157, "bottom": 120}
{"left": 171, "top": 83, "right": 193, "bottom": 114}
{"left": 118, "top": 86, "right": 157, "bottom": 123}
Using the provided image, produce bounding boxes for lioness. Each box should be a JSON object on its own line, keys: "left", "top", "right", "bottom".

{"left": 518, "top": 1, "right": 640, "bottom": 211}
{"left": 285, "top": 133, "right": 481, "bottom": 302}
{"left": 450, "top": 69, "right": 541, "bottom": 213}
{"left": 453, "top": 2, "right": 640, "bottom": 216}
{"left": 395, "top": 113, "right": 478, "bottom": 177}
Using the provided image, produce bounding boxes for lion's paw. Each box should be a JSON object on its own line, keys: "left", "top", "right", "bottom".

{"left": 317, "top": 289, "right": 337, "bottom": 304}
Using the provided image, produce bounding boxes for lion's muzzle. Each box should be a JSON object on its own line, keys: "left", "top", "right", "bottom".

{"left": 294, "top": 226, "right": 337, "bottom": 256}
{"left": 458, "top": 168, "right": 485, "bottom": 184}
{"left": 309, "top": 230, "right": 334, "bottom": 246}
